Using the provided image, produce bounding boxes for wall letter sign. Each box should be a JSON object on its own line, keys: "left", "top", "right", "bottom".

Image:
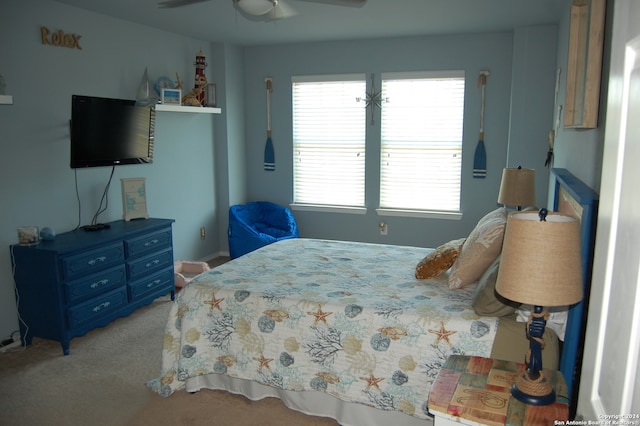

{"left": 40, "top": 26, "right": 82, "bottom": 50}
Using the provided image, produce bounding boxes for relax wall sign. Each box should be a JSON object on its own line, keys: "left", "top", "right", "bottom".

{"left": 40, "top": 26, "right": 82, "bottom": 50}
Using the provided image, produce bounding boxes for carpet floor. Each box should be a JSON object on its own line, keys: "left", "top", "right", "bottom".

{"left": 0, "top": 291, "right": 338, "bottom": 426}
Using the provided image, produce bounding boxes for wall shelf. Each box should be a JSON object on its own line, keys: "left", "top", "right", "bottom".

{"left": 155, "top": 104, "right": 221, "bottom": 114}
{"left": 0, "top": 95, "right": 14, "bottom": 105}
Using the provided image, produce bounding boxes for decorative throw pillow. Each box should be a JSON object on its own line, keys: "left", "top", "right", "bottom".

{"left": 448, "top": 207, "right": 508, "bottom": 289}
{"left": 472, "top": 256, "right": 521, "bottom": 316}
{"left": 415, "top": 238, "right": 466, "bottom": 280}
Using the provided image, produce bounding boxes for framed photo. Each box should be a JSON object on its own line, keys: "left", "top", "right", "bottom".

{"left": 161, "top": 88, "right": 182, "bottom": 105}
{"left": 121, "top": 178, "right": 149, "bottom": 221}
{"left": 206, "top": 83, "right": 217, "bottom": 107}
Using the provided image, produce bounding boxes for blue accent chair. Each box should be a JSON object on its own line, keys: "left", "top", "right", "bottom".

{"left": 228, "top": 201, "right": 299, "bottom": 259}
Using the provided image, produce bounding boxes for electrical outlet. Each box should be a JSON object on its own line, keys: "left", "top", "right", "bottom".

{"left": 379, "top": 221, "right": 388, "bottom": 236}
{"left": 200, "top": 227, "right": 206, "bottom": 240}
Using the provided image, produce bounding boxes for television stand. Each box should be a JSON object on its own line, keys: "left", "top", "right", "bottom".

{"left": 81, "top": 223, "right": 111, "bottom": 231}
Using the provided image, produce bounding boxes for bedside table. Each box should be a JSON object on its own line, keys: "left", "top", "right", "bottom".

{"left": 428, "top": 355, "right": 569, "bottom": 426}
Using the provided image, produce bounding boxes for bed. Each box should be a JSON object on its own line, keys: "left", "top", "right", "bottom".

{"left": 148, "top": 168, "right": 597, "bottom": 424}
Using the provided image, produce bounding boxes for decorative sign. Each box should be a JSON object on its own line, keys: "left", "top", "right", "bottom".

{"left": 40, "top": 26, "right": 82, "bottom": 50}
{"left": 121, "top": 178, "right": 149, "bottom": 221}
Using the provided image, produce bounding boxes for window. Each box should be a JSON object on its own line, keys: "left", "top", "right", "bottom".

{"left": 379, "top": 71, "right": 465, "bottom": 213}
{"left": 292, "top": 75, "right": 366, "bottom": 210}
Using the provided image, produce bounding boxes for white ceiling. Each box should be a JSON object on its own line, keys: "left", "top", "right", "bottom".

{"left": 52, "top": 0, "right": 565, "bottom": 47}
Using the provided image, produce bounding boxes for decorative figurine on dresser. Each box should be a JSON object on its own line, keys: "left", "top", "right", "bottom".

{"left": 10, "top": 218, "right": 175, "bottom": 355}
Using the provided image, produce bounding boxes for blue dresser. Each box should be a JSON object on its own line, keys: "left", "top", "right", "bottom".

{"left": 10, "top": 218, "right": 175, "bottom": 355}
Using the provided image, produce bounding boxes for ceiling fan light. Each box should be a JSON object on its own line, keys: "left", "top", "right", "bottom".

{"left": 236, "top": 0, "right": 275, "bottom": 16}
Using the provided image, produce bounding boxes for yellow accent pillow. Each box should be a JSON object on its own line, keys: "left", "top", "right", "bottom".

{"left": 449, "top": 207, "right": 508, "bottom": 289}
{"left": 415, "top": 238, "right": 466, "bottom": 280}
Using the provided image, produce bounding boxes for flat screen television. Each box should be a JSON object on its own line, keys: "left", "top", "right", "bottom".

{"left": 70, "top": 95, "right": 155, "bottom": 168}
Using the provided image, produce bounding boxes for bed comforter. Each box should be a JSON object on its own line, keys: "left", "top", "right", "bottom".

{"left": 148, "top": 238, "right": 499, "bottom": 420}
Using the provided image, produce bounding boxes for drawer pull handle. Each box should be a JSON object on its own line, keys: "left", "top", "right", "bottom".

{"left": 92, "top": 301, "right": 111, "bottom": 312}
{"left": 88, "top": 256, "right": 107, "bottom": 266}
{"left": 145, "top": 259, "right": 161, "bottom": 268}
{"left": 90, "top": 279, "right": 109, "bottom": 289}
{"left": 147, "top": 279, "right": 162, "bottom": 288}
{"left": 144, "top": 239, "right": 160, "bottom": 247}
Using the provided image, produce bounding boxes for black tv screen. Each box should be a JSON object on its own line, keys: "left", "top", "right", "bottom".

{"left": 70, "top": 95, "right": 155, "bottom": 168}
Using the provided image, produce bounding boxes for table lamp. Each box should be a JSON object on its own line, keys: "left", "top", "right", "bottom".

{"left": 498, "top": 166, "right": 536, "bottom": 210}
{"left": 495, "top": 208, "right": 583, "bottom": 405}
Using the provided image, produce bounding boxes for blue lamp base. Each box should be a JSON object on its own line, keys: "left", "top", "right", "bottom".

{"left": 511, "top": 305, "right": 556, "bottom": 406}
{"left": 511, "top": 377, "right": 556, "bottom": 406}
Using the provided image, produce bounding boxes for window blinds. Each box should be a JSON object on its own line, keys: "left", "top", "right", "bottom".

{"left": 292, "top": 75, "right": 366, "bottom": 207}
{"left": 380, "top": 71, "right": 465, "bottom": 212}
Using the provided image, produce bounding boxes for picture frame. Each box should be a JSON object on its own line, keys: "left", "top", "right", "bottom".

{"left": 121, "top": 177, "right": 149, "bottom": 221}
{"left": 161, "top": 88, "right": 182, "bottom": 105}
{"left": 564, "top": 0, "right": 606, "bottom": 129}
{"left": 206, "top": 83, "right": 217, "bottom": 107}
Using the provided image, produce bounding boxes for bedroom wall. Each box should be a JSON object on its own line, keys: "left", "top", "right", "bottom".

{"left": 544, "top": 0, "right": 608, "bottom": 202}
{"left": 241, "top": 29, "right": 557, "bottom": 249}
{"left": 211, "top": 43, "right": 247, "bottom": 252}
{"left": 0, "top": 1, "right": 222, "bottom": 340}
{"left": 508, "top": 25, "right": 558, "bottom": 206}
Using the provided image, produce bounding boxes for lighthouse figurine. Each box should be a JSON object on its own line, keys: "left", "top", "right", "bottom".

{"left": 193, "top": 49, "right": 207, "bottom": 106}
{"left": 181, "top": 50, "right": 209, "bottom": 106}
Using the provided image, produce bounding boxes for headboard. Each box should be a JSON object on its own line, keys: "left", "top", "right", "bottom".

{"left": 551, "top": 168, "right": 599, "bottom": 413}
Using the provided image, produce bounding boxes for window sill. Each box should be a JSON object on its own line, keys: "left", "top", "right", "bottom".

{"left": 289, "top": 204, "right": 462, "bottom": 220}
{"left": 376, "top": 208, "right": 463, "bottom": 220}
{"left": 290, "top": 204, "right": 367, "bottom": 215}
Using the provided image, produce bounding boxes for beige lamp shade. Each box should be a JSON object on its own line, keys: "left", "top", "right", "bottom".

{"left": 498, "top": 167, "right": 536, "bottom": 207}
{"left": 495, "top": 210, "right": 583, "bottom": 307}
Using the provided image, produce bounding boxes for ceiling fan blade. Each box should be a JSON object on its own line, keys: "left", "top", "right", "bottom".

{"left": 269, "top": 0, "right": 298, "bottom": 20}
{"left": 233, "top": 0, "right": 297, "bottom": 22}
{"left": 295, "top": 0, "right": 366, "bottom": 7}
{"left": 158, "top": 0, "right": 210, "bottom": 8}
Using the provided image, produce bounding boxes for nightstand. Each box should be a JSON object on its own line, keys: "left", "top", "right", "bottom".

{"left": 428, "top": 355, "right": 569, "bottom": 426}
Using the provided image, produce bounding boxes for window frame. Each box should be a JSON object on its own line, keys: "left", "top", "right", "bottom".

{"left": 290, "top": 74, "right": 367, "bottom": 214}
{"left": 376, "top": 70, "right": 465, "bottom": 220}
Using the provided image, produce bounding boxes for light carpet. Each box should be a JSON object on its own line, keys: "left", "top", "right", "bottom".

{"left": 0, "top": 295, "right": 338, "bottom": 426}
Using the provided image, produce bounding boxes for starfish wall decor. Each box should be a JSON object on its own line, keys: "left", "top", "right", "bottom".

{"left": 357, "top": 73, "right": 387, "bottom": 126}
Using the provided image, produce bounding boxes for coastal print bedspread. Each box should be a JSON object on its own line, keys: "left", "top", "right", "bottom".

{"left": 148, "top": 238, "right": 499, "bottom": 419}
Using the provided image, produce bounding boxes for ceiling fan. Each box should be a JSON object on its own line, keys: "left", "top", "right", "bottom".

{"left": 158, "top": 0, "right": 367, "bottom": 22}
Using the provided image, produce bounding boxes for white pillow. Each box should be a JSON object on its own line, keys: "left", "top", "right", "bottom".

{"left": 448, "top": 207, "right": 507, "bottom": 289}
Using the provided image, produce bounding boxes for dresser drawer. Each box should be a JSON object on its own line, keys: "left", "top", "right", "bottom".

{"left": 128, "top": 267, "right": 174, "bottom": 301}
{"left": 67, "top": 286, "right": 128, "bottom": 328}
{"left": 127, "top": 247, "right": 173, "bottom": 280}
{"left": 62, "top": 242, "right": 125, "bottom": 280}
{"left": 65, "top": 265, "right": 127, "bottom": 304}
{"left": 124, "top": 228, "right": 172, "bottom": 259}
